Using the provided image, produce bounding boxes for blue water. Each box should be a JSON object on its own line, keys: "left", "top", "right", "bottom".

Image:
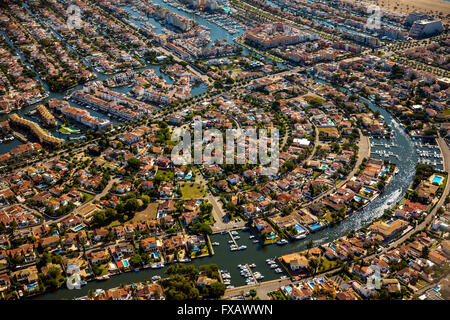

{"left": 432, "top": 176, "right": 443, "bottom": 184}
{"left": 73, "top": 225, "right": 84, "bottom": 231}
{"left": 26, "top": 283, "right": 38, "bottom": 290}
{"left": 310, "top": 223, "right": 321, "bottom": 230}
{"left": 122, "top": 260, "right": 130, "bottom": 268}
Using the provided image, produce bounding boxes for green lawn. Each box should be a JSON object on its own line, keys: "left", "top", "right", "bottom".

{"left": 318, "top": 257, "right": 339, "bottom": 273}
{"left": 79, "top": 190, "right": 94, "bottom": 202}
{"left": 180, "top": 183, "right": 205, "bottom": 199}
{"left": 155, "top": 170, "right": 174, "bottom": 182}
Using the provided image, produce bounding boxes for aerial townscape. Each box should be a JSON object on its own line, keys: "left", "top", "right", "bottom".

{"left": 0, "top": 0, "right": 449, "bottom": 304}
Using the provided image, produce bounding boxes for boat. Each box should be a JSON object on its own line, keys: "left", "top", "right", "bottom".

{"left": 252, "top": 240, "right": 259, "bottom": 243}
{"left": 266, "top": 260, "right": 275, "bottom": 265}
{"left": 274, "top": 268, "right": 283, "bottom": 273}
{"left": 249, "top": 263, "right": 256, "bottom": 268}
{"left": 249, "top": 235, "right": 255, "bottom": 239}
{"left": 239, "top": 245, "right": 247, "bottom": 250}
{"left": 276, "top": 239, "right": 288, "bottom": 245}
{"left": 234, "top": 236, "right": 240, "bottom": 240}
{"left": 152, "top": 275, "right": 161, "bottom": 281}
{"left": 228, "top": 240, "right": 234, "bottom": 244}
{"left": 270, "top": 264, "right": 278, "bottom": 269}
{"left": 95, "top": 275, "right": 110, "bottom": 281}
{"left": 212, "top": 242, "right": 220, "bottom": 246}
{"left": 79, "top": 280, "right": 87, "bottom": 286}
{"left": 134, "top": 268, "right": 140, "bottom": 272}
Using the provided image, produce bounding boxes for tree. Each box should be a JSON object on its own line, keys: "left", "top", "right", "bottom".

{"left": 127, "top": 157, "right": 141, "bottom": 171}
{"left": 190, "top": 222, "right": 212, "bottom": 235}
{"left": 130, "top": 254, "right": 143, "bottom": 266}
{"left": 141, "top": 195, "right": 150, "bottom": 207}
{"left": 249, "top": 289, "right": 257, "bottom": 298}
{"left": 208, "top": 282, "right": 226, "bottom": 299}
{"left": 124, "top": 198, "right": 139, "bottom": 214}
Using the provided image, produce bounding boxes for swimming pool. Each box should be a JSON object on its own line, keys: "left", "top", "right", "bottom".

{"left": 310, "top": 223, "right": 321, "bottom": 230}
{"left": 185, "top": 173, "right": 192, "bottom": 179}
{"left": 267, "top": 234, "right": 276, "bottom": 239}
{"left": 354, "top": 196, "right": 361, "bottom": 201}
{"left": 432, "top": 176, "right": 443, "bottom": 184}
{"left": 364, "top": 188, "right": 373, "bottom": 193}
{"left": 284, "top": 286, "right": 292, "bottom": 294}
{"left": 26, "top": 282, "right": 38, "bottom": 290}
{"left": 122, "top": 259, "right": 129, "bottom": 268}
{"left": 156, "top": 212, "right": 166, "bottom": 219}
{"left": 73, "top": 224, "right": 84, "bottom": 231}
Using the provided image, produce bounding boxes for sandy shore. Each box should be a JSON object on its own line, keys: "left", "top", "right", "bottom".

{"left": 354, "top": 0, "right": 450, "bottom": 23}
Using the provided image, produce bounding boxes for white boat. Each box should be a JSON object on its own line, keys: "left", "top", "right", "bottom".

{"left": 277, "top": 239, "right": 288, "bottom": 245}
{"left": 270, "top": 264, "right": 278, "bottom": 269}
{"left": 152, "top": 275, "right": 161, "bottom": 281}
{"left": 252, "top": 240, "right": 259, "bottom": 243}
{"left": 249, "top": 235, "right": 255, "bottom": 239}
{"left": 239, "top": 245, "right": 247, "bottom": 250}
{"left": 228, "top": 240, "right": 234, "bottom": 244}
{"left": 249, "top": 263, "right": 256, "bottom": 268}
{"left": 212, "top": 242, "right": 220, "bottom": 246}
{"left": 275, "top": 268, "right": 283, "bottom": 273}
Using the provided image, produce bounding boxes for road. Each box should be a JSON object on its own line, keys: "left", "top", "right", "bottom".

{"left": 194, "top": 168, "right": 246, "bottom": 232}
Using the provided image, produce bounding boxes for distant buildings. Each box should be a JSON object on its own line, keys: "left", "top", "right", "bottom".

{"left": 36, "top": 105, "right": 56, "bottom": 127}
{"left": 48, "top": 99, "right": 110, "bottom": 130}
{"left": 245, "top": 22, "right": 318, "bottom": 49}
{"left": 404, "top": 12, "right": 430, "bottom": 27}
{"left": 8, "top": 113, "right": 64, "bottom": 146}
{"left": 409, "top": 19, "right": 443, "bottom": 39}
{"left": 165, "top": 12, "right": 194, "bottom": 32}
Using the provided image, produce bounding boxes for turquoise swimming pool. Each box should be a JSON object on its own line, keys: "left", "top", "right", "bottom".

{"left": 310, "top": 223, "right": 321, "bottom": 230}
{"left": 432, "top": 176, "right": 443, "bottom": 184}
{"left": 73, "top": 224, "right": 84, "bottom": 231}
{"left": 26, "top": 282, "right": 38, "bottom": 290}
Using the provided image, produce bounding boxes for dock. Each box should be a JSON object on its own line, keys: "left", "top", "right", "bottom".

{"left": 228, "top": 231, "right": 238, "bottom": 247}
{"left": 245, "top": 264, "right": 258, "bottom": 284}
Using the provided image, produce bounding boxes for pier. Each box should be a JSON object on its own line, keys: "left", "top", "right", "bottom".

{"left": 228, "top": 231, "right": 238, "bottom": 247}
{"left": 245, "top": 264, "right": 258, "bottom": 284}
